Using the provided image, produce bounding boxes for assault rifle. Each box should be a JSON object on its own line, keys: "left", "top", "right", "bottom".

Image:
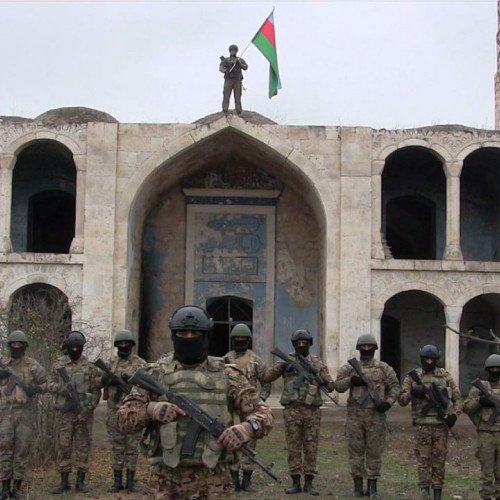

{"left": 271, "top": 347, "right": 338, "bottom": 404}
{"left": 0, "top": 361, "right": 30, "bottom": 396}
{"left": 128, "top": 368, "right": 281, "bottom": 483}
{"left": 347, "top": 358, "right": 384, "bottom": 407}
{"left": 408, "top": 369, "right": 458, "bottom": 439}
{"left": 94, "top": 358, "right": 131, "bottom": 403}
{"left": 472, "top": 378, "right": 500, "bottom": 424}
{"left": 56, "top": 367, "right": 82, "bottom": 414}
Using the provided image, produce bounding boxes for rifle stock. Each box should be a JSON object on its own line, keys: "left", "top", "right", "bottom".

{"left": 472, "top": 378, "right": 500, "bottom": 424}
{"left": 128, "top": 368, "right": 281, "bottom": 483}
{"left": 57, "top": 367, "right": 82, "bottom": 414}
{"left": 94, "top": 358, "right": 131, "bottom": 403}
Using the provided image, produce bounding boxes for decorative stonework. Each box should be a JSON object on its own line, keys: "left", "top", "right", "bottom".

{"left": 372, "top": 127, "right": 500, "bottom": 162}
{"left": 0, "top": 121, "right": 87, "bottom": 154}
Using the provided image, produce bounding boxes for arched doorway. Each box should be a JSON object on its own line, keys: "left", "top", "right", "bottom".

{"left": 381, "top": 290, "right": 445, "bottom": 379}
{"left": 382, "top": 146, "right": 446, "bottom": 259}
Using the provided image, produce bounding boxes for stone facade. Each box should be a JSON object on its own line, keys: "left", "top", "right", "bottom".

{"left": 2, "top": 108, "right": 500, "bottom": 390}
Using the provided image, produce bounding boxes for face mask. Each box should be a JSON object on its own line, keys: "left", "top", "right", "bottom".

{"left": 232, "top": 338, "right": 250, "bottom": 352}
{"left": 173, "top": 333, "right": 208, "bottom": 365}
{"left": 360, "top": 348, "right": 375, "bottom": 361}
{"left": 294, "top": 343, "right": 310, "bottom": 357}
{"left": 488, "top": 370, "right": 500, "bottom": 382}
{"left": 9, "top": 345, "right": 26, "bottom": 359}
{"left": 117, "top": 342, "right": 133, "bottom": 359}
{"left": 68, "top": 346, "right": 83, "bottom": 361}
{"left": 421, "top": 358, "right": 437, "bottom": 372}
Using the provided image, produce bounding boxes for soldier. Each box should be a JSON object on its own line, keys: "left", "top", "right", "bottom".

{"left": 48, "top": 331, "right": 102, "bottom": 494}
{"left": 0, "top": 330, "right": 46, "bottom": 500}
{"left": 223, "top": 323, "right": 271, "bottom": 492}
{"left": 463, "top": 353, "right": 500, "bottom": 500}
{"left": 101, "top": 329, "right": 146, "bottom": 493}
{"left": 399, "top": 344, "right": 461, "bottom": 500}
{"left": 335, "top": 334, "right": 400, "bottom": 499}
{"left": 262, "top": 329, "right": 335, "bottom": 496}
{"left": 116, "top": 305, "right": 273, "bottom": 499}
{"left": 220, "top": 44, "right": 248, "bottom": 115}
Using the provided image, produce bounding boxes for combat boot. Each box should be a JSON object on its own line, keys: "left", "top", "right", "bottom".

{"left": 126, "top": 470, "right": 139, "bottom": 493}
{"left": 303, "top": 474, "right": 319, "bottom": 496}
{"left": 285, "top": 475, "right": 302, "bottom": 494}
{"left": 1, "top": 480, "right": 11, "bottom": 500}
{"left": 108, "top": 469, "right": 123, "bottom": 493}
{"left": 230, "top": 470, "right": 240, "bottom": 491}
{"left": 367, "top": 479, "right": 379, "bottom": 499}
{"left": 52, "top": 472, "right": 70, "bottom": 494}
{"left": 75, "top": 471, "right": 89, "bottom": 493}
{"left": 241, "top": 471, "right": 256, "bottom": 493}
{"left": 433, "top": 489, "right": 442, "bottom": 500}
{"left": 353, "top": 476, "right": 364, "bottom": 497}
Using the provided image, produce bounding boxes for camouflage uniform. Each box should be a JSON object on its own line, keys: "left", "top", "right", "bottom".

{"left": 464, "top": 379, "right": 500, "bottom": 499}
{"left": 263, "top": 353, "right": 334, "bottom": 477}
{"left": 399, "top": 367, "right": 462, "bottom": 491}
{"left": 224, "top": 348, "right": 271, "bottom": 472}
{"left": 0, "top": 354, "right": 46, "bottom": 482}
{"left": 47, "top": 355, "right": 102, "bottom": 473}
{"left": 335, "top": 358, "right": 400, "bottom": 480}
{"left": 219, "top": 54, "right": 248, "bottom": 113}
{"left": 117, "top": 353, "right": 273, "bottom": 499}
{"left": 104, "top": 353, "right": 146, "bottom": 471}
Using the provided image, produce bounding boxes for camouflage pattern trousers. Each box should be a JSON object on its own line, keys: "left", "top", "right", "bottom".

{"left": 414, "top": 424, "right": 449, "bottom": 489}
{"left": 148, "top": 462, "right": 235, "bottom": 499}
{"left": 476, "top": 431, "right": 500, "bottom": 498}
{"left": 346, "top": 406, "right": 388, "bottom": 479}
{"left": 106, "top": 406, "right": 141, "bottom": 470}
{"left": 0, "top": 406, "right": 35, "bottom": 480}
{"left": 229, "top": 438, "right": 257, "bottom": 472}
{"left": 283, "top": 404, "right": 321, "bottom": 476}
{"left": 222, "top": 78, "right": 243, "bottom": 112}
{"left": 56, "top": 412, "right": 93, "bottom": 473}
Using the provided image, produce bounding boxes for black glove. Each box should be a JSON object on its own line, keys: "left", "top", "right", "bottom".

{"left": 479, "top": 395, "right": 495, "bottom": 408}
{"left": 444, "top": 414, "right": 457, "bottom": 428}
{"left": 0, "top": 369, "right": 9, "bottom": 380}
{"left": 411, "top": 384, "right": 427, "bottom": 398}
{"left": 351, "top": 375, "right": 365, "bottom": 387}
{"left": 376, "top": 401, "right": 391, "bottom": 413}
{"left": 23, "top": 384, "right": 43, "bottom": 397}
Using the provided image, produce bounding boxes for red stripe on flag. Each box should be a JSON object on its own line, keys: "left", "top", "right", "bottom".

{"left": 260, "top": 19, "right": 276, "bottom": 47}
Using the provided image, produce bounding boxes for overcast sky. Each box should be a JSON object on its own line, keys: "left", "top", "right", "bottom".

{"left": 1, "top": 1, "right": 497, "bottom": 129}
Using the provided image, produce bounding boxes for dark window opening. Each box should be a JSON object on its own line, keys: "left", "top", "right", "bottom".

{"left": 380, "top": 315, "right": 401, "bottom": 380}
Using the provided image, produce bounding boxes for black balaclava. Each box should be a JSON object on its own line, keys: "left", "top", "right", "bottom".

{"left": 173, "top": 332, "right": 209, "bottom": 365}
{"left": 232, "top": 337, "right": 250, "bottom": 353}
{"left": 9, "top": 344, "right": 26, "bottom": 359}
{"left": 421, "top": 357, "right": 437, "bottom": 373}
{"left": 68, "top": 346, "right": 83, "bottom": 361}
{"left": 488, "top": 368, "right": 500, "bottom": 383}
{"left": 117, "top": 341, "right": 133, "bottom": 359}
{"left": 293, "top": 341, "right": 310, "bottom": 357}
{"left": 359, "top": 346, "right": 376, "bottom": 361}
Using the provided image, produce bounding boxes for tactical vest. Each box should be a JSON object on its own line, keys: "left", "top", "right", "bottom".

{"left": 54, "top": 356, "right": 94, "bottom": 412}
{"left": 224, "top": 57, "right": 243, "bottom": 79}
{"left": 474, "top": 380, "right": 500, "bottom": 432}
{"left": 148, "top": 355, "right": 232, "bottom": 469}
{"left": 280, "top": 353, "right": 323, "bottom": 407}
{"left": 347, "top": 359, "right": 390, "bottom": 409}
{"left": 0, "top": 356, "right": 38, "bottom": 408}
{"left": 104, "top": 354, "right": 144, "bottom": 406}
{"left": 225, "top": 350, "right": 259, "bottom": 389}
{"left": 411, "top": 367, "right": 451, "bottom": 425}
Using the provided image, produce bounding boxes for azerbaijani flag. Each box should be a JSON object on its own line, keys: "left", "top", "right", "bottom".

{"left": 251, "top": 11, "right": 282, "bottom": 98}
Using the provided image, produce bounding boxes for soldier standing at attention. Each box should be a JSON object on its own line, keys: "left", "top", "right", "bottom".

{"left": 48, "top": 331, "right": 102, "bottom": 495}
{"left": 463, "top": 354, "right": 500, "bottom": 500}
{"left": 220, "top": 44, "right": 248, "bottom": 115}
{"left": 223, "top": 323, "right": 271, "bottom": 493}
{"left": 101, "top": 329, "right": 146, "bottom": 494}
{"left": 399, "top": 345, "right": 461, "bottom": 500}
{"left": 262, "top": 329, "right": 335, "bottom": 496}
{"left": 335, "top": 334, "right": 400, "bottom": 499}
{"left": 0, "top": 330, "right": 46, "bottom": 500}
{"left": 116, "top": 305, "right": 273, "bottom": 499}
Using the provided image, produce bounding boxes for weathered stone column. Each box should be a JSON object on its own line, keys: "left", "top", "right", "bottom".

{"left": 444, "top": 306, "right": 461, "bottom": 385}
{"left": 0, "top": 155, "right": 13, "bottom": 252}
{"left": 371, "top": 162, "right": 386, "bottom": 259}
{"left": 70, "top": 155, "right": 86, "bottom": 254}
{"left": 496, "top": 1, "right": 500, "bottom": 129}
{"left": 443, "top": 163, "right": 463, "bottom": 260}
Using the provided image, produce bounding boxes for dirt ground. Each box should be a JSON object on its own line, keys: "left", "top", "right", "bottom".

{"left": 25, "top": 403, "right": 481, "bottom": 500}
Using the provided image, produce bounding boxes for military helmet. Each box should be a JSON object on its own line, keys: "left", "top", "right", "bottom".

{"left": 114, "top": 329, "right": 135, "bottom": 346}
{"left": 485, "top": 354, "right": 500, "bottom": 369}
{"left": 355, "top": 334, "right": 378, "bottom": 350}
{"left": 64, "top": 330, "right": 86, "bottom": 347}
{"left": 419, "top": 344, "right": 440, "bottom": 359}
{"left": 169, "top": 305, "right": 214, "bottom": 332}
{"left": 291, "top": 329, "right": 313, "bottom": 346}
{"left": 7, "top": 330, "right": 28, "bottom": 345}
{"left": 230, "top": 323, "right": 252, "bottom": 339}
{"left": 229, "top": 44, "right": 238, "bottom": 52}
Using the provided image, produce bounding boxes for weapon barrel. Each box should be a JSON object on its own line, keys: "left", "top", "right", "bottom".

{"left": 128, "top": 368, "right": 166, "bottom": 397}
